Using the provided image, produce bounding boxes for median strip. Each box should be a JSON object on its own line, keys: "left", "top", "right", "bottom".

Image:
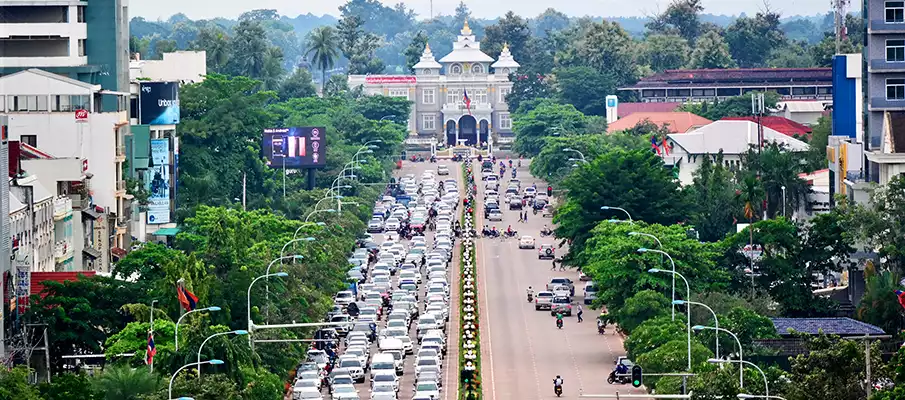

{"left": 459, "top": 159, "right": 482, "bottom": 400}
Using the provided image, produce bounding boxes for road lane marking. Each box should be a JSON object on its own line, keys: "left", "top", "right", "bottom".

{"left": 476, "top": 182, "right": 498, "bottom": 400}
{"left": 506, "top": 232, "right": 544, "bottom": 399}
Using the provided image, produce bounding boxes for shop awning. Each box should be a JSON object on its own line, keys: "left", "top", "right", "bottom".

{"left": 153, "top": 227, "right": 181, "bottom": 237}
{"left": 82, "top": 247, "right": 102, "bottom": 259}
{"left": 82, "top": 207, "right": 102, "bottom": 220}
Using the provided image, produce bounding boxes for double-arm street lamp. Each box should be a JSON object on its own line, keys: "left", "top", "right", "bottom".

{"left": 694, "top": 325, "right": 744, "bottom": 388}
{"left": 169, "top": 359, "right": 223, "bottom": 399}
{"left": 247, "top": 272, "right": 288, "bottom": 346}
{"left": 197, "top": 330, "right": 248, "bottom": 378}
{"left": 638, "top": 247, "right": 676, "bottom": 319}
{"left": 675, "top": 300, "right": 719, "bottom": 358}
{"left": 648, "top": 268, "right": 691, "bottom": 372}
{"left": 306, "top": 208, "right": 337, "bottom": 222}
{"left": 600, "top": 205, "right": 633, "bottom": 222}
{"left": 175, "top": 306, "right": 221, "bottom": 351}
{"left": 709, "top": 358, "right": 769, "bottom": 399}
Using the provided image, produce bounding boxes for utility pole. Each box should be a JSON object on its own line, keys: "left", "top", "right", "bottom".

{"left": 751, "top": 93, "right": 767, "bottom": 220}
{"left": 834, "top": 0, "right": 850, "bottom": 53}
{"left": 242, "top": 173, "right": 247, "bottom": 211}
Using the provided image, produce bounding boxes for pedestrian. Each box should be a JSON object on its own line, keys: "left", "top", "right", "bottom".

{"left": 524, "top": 210, "right": 528, "bottom": 222}
{"left": 551, "top": 258, "right": 557, "bottom": 271}
{"left": 577, "top": 305, "right": 584, "bottom": 323}
{"left": 518, "top": 213, "right": 524, "bottom": 223}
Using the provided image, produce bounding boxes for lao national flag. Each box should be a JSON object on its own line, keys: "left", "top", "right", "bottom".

{"left": 896, "top": 290, "right": 905, "bottom": 310}
{"left": 146, "top": 332, "right": 157, "bottom": 365}
{"left": 651, "top": 136, "right": 662, "bottom": 155}
{"left": 177, "top": 286, "right": 199, "bottom": 312}
{"left": 463, "top": 90, "right": 472, "bottom": 115}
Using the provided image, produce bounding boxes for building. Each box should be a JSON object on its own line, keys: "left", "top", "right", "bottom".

{"left": 772, "top": 100, "right": 831, "bottom": 126}
{"left": 722, "top": 116, "right": 813, "bottom": 140}
{"left": 0, "top": 116, "right": 8, "bottom": 358}
{"left": 614, "top": 102, "right": 682, "bottom": 118}
{"left": 9, "top": 175, "right": 55, "bottom": 273}
{"left": 0, "top": 0, "right": 131, "bottom": 112}
{"left": 619, "top": 68, "right": 833, "bottom": 103}
{"left": 348, "top": 21, "right": 518, "bottom": 146}
{"left": 864, "top": 0, "right": 905, "bottom": 186}
{"left": 660, "top": 120, "right": 809, "bottom": 186}
{"left": 606, "top": 112, "right": 711, "bottom": 134}
{"left": 128, "top": 51, "right": 202, "bottom": 241}
{"left": 1, "top": 68, "right": 130, "bottom": 268}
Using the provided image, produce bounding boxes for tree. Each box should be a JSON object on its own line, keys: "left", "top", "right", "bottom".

{"left": 686, "top": 152, "right": 737, "bottom": 242}
{"left": 506, "top": 67, "right": 553, "bottom": 114}
{"left": 512, "top": 99, "right": 588, "bottom": 156}
{"left": 153, "top": 38, "right": 177, "bottom": 58}
{"left": 624, "top": 315, "right": 686, "bottom": 360}
{"left": 532, "top": 8, "right": 571, "bottom": 37}
{"left": 786, "top": 335, "right": 887, "bottom": 400}
{"left": 768, "top": 41, "right": 816, "bottom": 68}
{"left": 725, "top": 11, "right": 786, "bottom": 68}
{"left": 641, "top": 34, "right": 691, "bottom": 72}
{"left": 481, "top": 11, "right": 532, "bottom": 63}
{"left": 857, "top": 270, "right": 905, "bottom": 334}
{"left": 529, "top": 133, "right": 646, "bottom": 184}
{"left": 561, "top": 20, "right": 638, "bottom": 87}
{"left": 278, "top": 68, "right": 317, "bottom": 100}
{"left": 681, "top": 92, "right": 780, "bottom": 121}
{"left": 740, "top": 143, "right": 811, "bottom": 219}
{"left": 403, "top": 30, "right": 429, "bottom": 73}
{"left": 553, "top": 66, "right": 615, "bottom": 116}
{"left": 646, "top": 0, "right": 705, "bottom": 43}
{"left": 130, "top": 35, "right": 151, "bottom": 58}
{"left": 93, "top": 366, "right": 160, "bottom": 400}
{"left": 686, "top": 30, "right": 737, "bottom": 69}
{"left": 613, "top": 291, "right": 671, "bottom": 334}
{"left": 192, "top": 27, "right": 230, "bottom": 72}
{"left": 39, "top": 372, "right": 102, "bottom": 400}
{"left": 147, "top": 373, "right": 241, "bottom": 400}
{"left": 304, "top": 25, "right": 339, "bottom": 89}
{"left": 336, "top": 14, "right": 385, "bottom": 75}
{"left": 454, "top": 2, "right": 471, "bottom": 22}
{"left": 849, "top": 176, "right": 905, "bottom": 271}
{"left": 635, "top": 339, "right": 712, "bottom": 391}
{"left": 0, "top": 367, "right": 43, "bottom": 400}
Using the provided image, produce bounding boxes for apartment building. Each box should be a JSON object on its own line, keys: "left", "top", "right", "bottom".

{"left": 865, "top": 0, "right": 905, "bottom": 184}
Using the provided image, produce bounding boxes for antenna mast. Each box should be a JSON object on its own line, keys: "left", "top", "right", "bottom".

{"left": 833, "top": 0, "right": 851, "bottom": 53}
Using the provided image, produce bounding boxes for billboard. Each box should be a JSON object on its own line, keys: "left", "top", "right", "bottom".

{"left": 262, "top": 127, "right": 326, "bottom": 168}
{"left": 147, "top": 139, "right": 171, "bottom": 224}
{"left": 139, "top": 82, "right": 180, "bottom": 125}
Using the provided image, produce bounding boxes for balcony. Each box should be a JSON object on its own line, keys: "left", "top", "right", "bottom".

{"left": 869, "top": 20, "right": 905, "bottom": 34}
{"left": 0, "top": 22, "right": 87, "bottom": 40}
{"left": 115, "top": 145, "right": 126, "bottom": 162}
{"left": 870, "top": 59, "right": 905, "bottom": 73}
{"left": 0, "top": 55, "right": 88, "bottom": 69}
{"left": 870, "top": 97, "right": 905, "bottom": 111}
{"left": 69, "top": 193, "right": 90, "bottom": 210}
{"left": 53, "top": 241, "right": 74, "bottom": 263}
{"left": 441, "top": 102, "right": 493, "bottom": 114}
{"left": 53, "top": 196, "right": 72, "bottom": 221}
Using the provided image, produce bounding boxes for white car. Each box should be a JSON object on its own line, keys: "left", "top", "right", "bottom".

{"left": 331, "top": 384, "right": 358, "bottom": 400}
{"left": 437, "top": 165, "right": 450, "bottom": 175}
{"left": 524, "top": 187, "right": 537, "bottom": 197}
{"left": 519, "top": 235, "right": 536, "bottom": 249}
{"left": 371, "top": 382, "right": 397, "bottom": 397}
{"left": 384, "top": 218, "right": 401, "bottom": 231}
{"left": 413, "top": 380, "right": 441, "bottom": 399}
{"left": 415, "top": 357, "right": 442, "bottom": 375}
{"left": 338, "top": 356, "right": 366, "bottom": 383}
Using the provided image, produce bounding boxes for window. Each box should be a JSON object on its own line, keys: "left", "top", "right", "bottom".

{"left": 472, "top": 64, "right": 483, "bottom": 74}
{"left": 0, "top": 96, "right": 5, "bottom": 112}
{"left": 78, "top": 39, "right": 86, "bottom": 57}
{"left": 889, "top": 40, "right": 905, "bottom": 62}
{"left": 887, "top": 1, "right": 905, "bottom": 23}
{"left": 422, "top": 89, "right": 435, "bottom": 105}
{"left": 501, "top": 68, "right": 510, "bottom": 74}
{"left": 500, "top": 113, "right": 512, "bottom": 130}
{"left": 422, "top": 114, "right": 436, "bottom": 131}
{"left": 388, "top": 89, "right": 409, "bottom": 99}
{"left": 792, "top": 87, "right": 817, "bottom": 95}
{"left": 71, "top": 95, "right": 89, "bottom": 110}
{"left": 450, "top": 64, "right": 462, "bottom": 75}
{"left": 36, "top": 95, "right": 48, "bottom": 111}
{"left": 447, "top": 88, "right": 460, "bottom": 105}
{"left": 887, "top": 79, "right": 905, "bottom": 100}
{"left": 716, "top": 88, "right": 741, "bottom": 96}
{"left": 817, "top": 87, "right": 832, "bottom": 95}
{"left": 500, "top": 87, "right": 511, "bottom": 103}
{"left": 473, "top": 88, "right": 487, "bottom": 104}
{"left": 77, "top": 6, "right": 86, "bottom": 22}
{"left": 130, "top": 97, "right": 138, "bottom": 119}
{"left": 20, "top": 135, "right": 37, "bottom": 147}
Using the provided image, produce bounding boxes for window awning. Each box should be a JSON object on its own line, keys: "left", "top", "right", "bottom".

{"left": 82, "top": 247, "right": 102, "bottom": 259}
{"left": 152, "top": 227, "right": 181, "bottom": 237}
{"left": 82, "top": 207, "right": 102, "bottom": 220}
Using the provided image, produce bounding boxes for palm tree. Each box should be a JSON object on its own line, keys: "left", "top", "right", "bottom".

{"left": 93, "top": 365, "right": 159, "bottom": 400}
{"left": 857, "top": 269, "right": 905, "bottom": 334}
{"left": 305, "top": 26, "right": 339, "bottom": 92}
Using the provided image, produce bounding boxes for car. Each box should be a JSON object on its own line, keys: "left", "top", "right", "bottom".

{"left": 534, "top": 291, "right": 554, "bottom": 310}
{"left": 552, "top": 285, "right": 571, "bottom": 298}
{"left": 335, "top": 291, "right": 355, "bottom": 306}
{"left": 487, "top": 208, "right": 503, "bottom": 221}
{"left": 415, "top": 357, "right": 442, "bottom": 375}
{"left": 293, "top": 378, "right": 321, "bottom": 391}
{"left": 337, "top": 357, "right": 366, "bottom": 382}
{"left": 509, "top": 197, "right": 523, "bottom": 210}
{"left": 518, "top": 235, "right": 536, "bottom": 249}
{"left": 292, "top": 388, "right": 324, "bottom": 400}
{"left": 579, "top": 270, "right": 592, "bottom": 281}
{"left": 583, "top": 282, "right": 599, "bottom": 305}
{"left": 370, "top": 382, "right": 397, "bottom": 397}
{"left": 367, "top": 219, "right": 385, "bottom": 233}
{"left": 413, "top": 380, "right": 441, "bottom": 399}
{"left": 437, "top": 165, "right": 450, "bottom": 175}
{"left": 551, "top": 296, "right": 573, "bottom": 316}
{"left": 331, "top": 384, "right": 359, "bottom": 400}
{"left": 384, "top": 218, "right": 401, "bottom": 231}
{"left": 538, "top": 244, "right": 555, "bottom": 259}
{"left": 524, "top": 187, "right": 537, "bottom": 197}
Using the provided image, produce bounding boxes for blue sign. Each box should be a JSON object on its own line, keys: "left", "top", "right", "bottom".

{"left": 147, "top": 139, "right": 171, "bottom": 224}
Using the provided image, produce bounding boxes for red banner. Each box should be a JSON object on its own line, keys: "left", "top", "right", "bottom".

{"left": 365, "top": 76, "right": 417, "bottom": 84}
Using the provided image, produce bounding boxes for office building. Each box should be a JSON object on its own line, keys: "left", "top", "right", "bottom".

{"left": 619, "top": 68, "right": 833, "bottom": 103}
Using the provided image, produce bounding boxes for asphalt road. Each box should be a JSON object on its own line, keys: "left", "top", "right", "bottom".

{"left": 475, "top": 160, "right": 648, "bottom": 399}
{"left": 345, "top": 159, "right": 462, "bottom": 400}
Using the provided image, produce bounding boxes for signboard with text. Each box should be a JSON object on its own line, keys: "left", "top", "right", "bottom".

{"left": 365, "top": 76, "right": 417, "bottom": 84}
{"left": 262, "top": 127, "right": 326, "bottom": 169}
{"left": 146, "top": 139, "right": 171, "bottom": 224}
{"left": 75, "top": 109, "right": 89, "bottom": 122}
{"left": 139, "top": 82, "right": 180, "bottom": 125}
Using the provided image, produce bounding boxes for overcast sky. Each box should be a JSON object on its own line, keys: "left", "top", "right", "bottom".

{"left": 132, "top": 0, "right": 851, "bottom": 21}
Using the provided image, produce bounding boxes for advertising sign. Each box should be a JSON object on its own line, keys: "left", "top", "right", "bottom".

{"left": 146, "top": 139, "right": 171, "bottom": 224}
{"left": 262, "top": 127, "right": 326, "bottom": 168}
{"left": 14, "top": 255, "right": 30, "bottom": 315}
{"left": 365, "top": 76, "right": 417, "bottom": 84}
{"left": 139, "top": 82, "right": 180, "bottom": 125}
{"left": 75, "top": 109, "right": 89, "bottom": 122}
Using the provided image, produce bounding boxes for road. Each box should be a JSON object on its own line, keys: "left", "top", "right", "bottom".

{"left": 346, "top": 159, "right": 461, "bottom": 400}
{"left": 476, "top": 160, "right": 648, "bottom": 399}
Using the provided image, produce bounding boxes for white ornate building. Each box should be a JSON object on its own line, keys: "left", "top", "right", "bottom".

{"left": 348, "top": 21, "right": 519, "bottom": 146}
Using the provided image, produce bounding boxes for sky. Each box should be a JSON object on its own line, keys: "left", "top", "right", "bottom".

{"left": 131, "top": 0, "right": 851, "bottom": 22}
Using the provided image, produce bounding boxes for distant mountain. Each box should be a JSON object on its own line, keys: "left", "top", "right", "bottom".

{"left": 281, "top": 13, "right": 339, "bottom": 38}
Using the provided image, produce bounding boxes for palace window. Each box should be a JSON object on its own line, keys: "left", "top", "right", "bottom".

{"left": 500, "top": 87, "right": 511, "bottom": 103}
{"left": 887, "top": 1, "right": 905, "bottom": 23}
{"left": 450, "top": 64, "right": 462, "bottom": 75}
{"left": 889, "top": 40, "right": 905, "bottom": 62}
{"left": 500, "top": 113, "right": 512, "bottom": 130}
{"left": 447, "top": 88, "right": 461, "bottom": 105}
{"left": 887, "top": 79, "right": 905, "bottom": 100}
{"left": 388, "top": 89, "right": 409, "bottom": 99}
{"left": 423, "top": 114, "right": 436, "bottom": 131}
{"left": 473, "top": 89, "right": 487, "bottom": 104}
{"left": 423, "top": 89, "right": 435, "bottom": 104}
{"left": 472, "top": 64, "right": 484, "bottom": 74}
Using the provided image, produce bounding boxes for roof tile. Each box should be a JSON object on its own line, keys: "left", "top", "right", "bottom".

{"left": 771, "top": 317, "right": 886, "bottom": 336}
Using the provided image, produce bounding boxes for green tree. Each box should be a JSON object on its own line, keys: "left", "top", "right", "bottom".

{"left": 646, "top": 0, "right": 705, "bottom": 43}
{"left": 686, "top": 30, "right": 737, "bottom": 69}
{"left": 561, "top": 20, "right": 637, "bottom": 87}
{"left": 849, "top": 176, "right": 905, "bottom": 271}
{"left": 153, "top": 38, "right": 177, "bottom": 58}
{"left": 336, "top": 14, "right": 384, "bottom": 75}
{"left": 39, "top": 372, "right": 102, "bottom": 400}
{"left": 93, "top": 366, "right": 160, "bottom": 400}
{"left": 857, "top": 270, "right": 905, "bottom": 334}
{"left": 724, "top": 11, "right": 786, "bottom": 67}
{"left": 148, "top": 373, "right": 240, "bottom": 400}
{"left": 454, "top": 1, "right": 471, "bottom": 22}
{"left": 130, "top": 35, "right": 151, "bottom": 58}
{"left": 686, "top": 152, "right": 738, "bottom": 242}
{"left": 624, "top": 315, "right": 686, "bottom": 360}
{"left": 506, "top": 67, "right": 553, "bottom": 114}
{"left": 192, "top": 27, "right": 230, "bottom": 72}
{"left": 641, "top": 34, "right": 691, "bottom": 72}
{"left": 226, "top": 20, "right": 269, "bottom": 78}
{"left": 635, "top": 339, "right": 712, "bottom": 391}
{"left": 278, "top": 68, "right": 317, "bottom": 100}
{"left": 614, "top": 290, "right": 672, "bottom": 334}
{"left": 481, "top": 11, "right": 532, "bottom": 63}
{"left": 304, "top": 25, "right": 339, "bottom": 89}
{"left": 553, "top": 66, "right": 615, "bottom": 116}
{"left": 532, "top": 8, "right": 571, "bottom": 37}
{"left": 0, "top": 366, "right": 43, "bottom": 400}
{"left": 529, "top": 133, "right": 646, "bottom": 184}
{"left": 740, "top": 143, "right": 811, "bottom": 219}
{"left": 403, "top": 30, "right": 429, "bottom": 73}
{"left": 768, "top": 40, "right": 816, "bottom": 68}
{"left": 787, "top": 334, "right": 887, "bottom": 400}
{"left": 324, "top": 74, "right": 352, "bottom": 97}
{"left": 104, "top": 320, "right": 176, "bottom": 368}
{"left": 512, "top": 99, "right": 587, "bottom": 156}
{"left": 681, "top": 92, "right": 780, "bottom": 120}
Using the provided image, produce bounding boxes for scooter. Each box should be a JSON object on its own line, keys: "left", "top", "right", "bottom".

{"left": 607, "top": 370, "right": 630, "bottom": 385}
{"left": 554, "top": 385, "right": 563, "bottom": 397}
{"left": 540, "top": 229, "right": 553, "bottom": 237}
{"left": 598, "top": 324, "right": 606, "bottom": 335}
{"left": 556, "top": 319, "right": 563, "bottom": 329}
{"left": 528, "top": 293, "right": 534, "bottom": 302}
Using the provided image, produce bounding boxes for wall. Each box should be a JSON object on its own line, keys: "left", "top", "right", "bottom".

{"left": 129, "top": 51, "right": 207, "bottom": 83}
{"left": 85, "top": 0, "right": 128, "bottom": 112}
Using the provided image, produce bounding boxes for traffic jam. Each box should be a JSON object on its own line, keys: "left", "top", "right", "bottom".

{"left": 290, "top": 164, "right": 460, "bottom": 400}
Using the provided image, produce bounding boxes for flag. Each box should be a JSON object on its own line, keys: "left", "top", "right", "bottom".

{"left": 463, "top": 89, "right": 472, "bottom": 115}
{"left": 661, "top": 137, "right": 672, "bottom": 156}
{"left": 896, "top": 290, "right": 905, "bottom": 310}
{"left": 146, "top": 332, "right": 157, "bottom": 365}
{"left": 177, "top": 285, "right": 198, "bottom": 312}
{"left": 650, "top": 136, "right": 661, "bottom": 155}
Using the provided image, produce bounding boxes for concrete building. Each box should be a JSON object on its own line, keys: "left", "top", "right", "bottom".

{"left": 348, "top": 21, "right": 518, "bottom": 146}
{"left": 865, "top": 0, "right": 905, "bottom": 186}
{"left": 9, "top": 175, "right": 55, "bottom": 272}
{"left": 660, "top": 120, "right": 810, "bottom": 186}
{"left": 0, "top": 0, "right": 131, "bottom": 112}
{"left": 772, "top": 100, "right": 831, "bottom": 126}
{"left": 128, "top": 51, "right": 206, "bottom": 84}
{"left": 619, "top": 68, "right": 833, "bottom": 103}
{"left": 606, "top": 112, "right": 711, "bottom": 134}
{"left": 1, "top": 68, "right": 130, "bottom": 267}
{"left": 1, "top": 116, "right": 8, "bottom": 359}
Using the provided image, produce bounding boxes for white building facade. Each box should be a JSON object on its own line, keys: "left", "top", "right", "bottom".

{"left": 348, "top": 21, "right": 519, "bottom": 146}
{"left": 9, "top": 175, "right": 55, "bottom": 273}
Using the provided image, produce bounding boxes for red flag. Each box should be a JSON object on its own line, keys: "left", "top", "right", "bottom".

{"left": 177, "top": 286, "right": 199, "bottom": 312}
{"left": 651, "top": 136, "right": 661, "bottom": 155}
{"left": 463, "top": 90, "right": 472, "bottom": 116}
{"left": 146, "top": 332, "right": 157, "bottom": 365}
{"left": 896, "top": 290, "right": 905, "bottom": 310}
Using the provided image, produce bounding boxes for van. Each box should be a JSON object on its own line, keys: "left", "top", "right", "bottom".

{"left": 370, "top": 352, "right": 399, "bottom": 379}
{"left": 583, "top": 282, "right": 598, "bottom": 305}
{"left": 378, "top": 338, "right": 405, "bottom": 374}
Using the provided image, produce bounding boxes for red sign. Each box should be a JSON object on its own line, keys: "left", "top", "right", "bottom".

{"left": 82, "top": 159, "right": 88, "bottom": 172}
{"left": 75, "top": 109, "right": 89, "bottom": 122}
{"left": 365, "top": 76, "right": 417, "bottom": 84}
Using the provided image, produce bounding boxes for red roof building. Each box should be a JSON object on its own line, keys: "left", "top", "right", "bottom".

{"left": 30, "top": 271, "right": 96, "bottom": 299}
{"left": 721, "top": 116, "right": 813, "bottom": 140}
{"left": 616, "top": 102, "right": 682, "bottom": 118}
{"left": 608, "top": 112, "right": 712, "bottom": 133}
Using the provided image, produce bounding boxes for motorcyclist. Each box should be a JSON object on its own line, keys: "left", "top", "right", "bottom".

{"left": 518, "top": 158, "right": 522, "bottom": 168}
{"left": 615, "top": 362, "right": 629, "bottom": 376}
{"left": 555, "top": 312, "right": 564, "bottom": 328}
{"left": 554, "top": 375, "right": 564, "bottom": 388}
{"left": 542, "top": 225, "right": 551, "bottom": 235}
{"left": 508, "top": 159, "right": 513, "bottom": 168}
{"left": 506, "top": 225, "right": 514, "bottom": 236}
{"left": 526, "top": 286, "right": 534, "bottom": 297}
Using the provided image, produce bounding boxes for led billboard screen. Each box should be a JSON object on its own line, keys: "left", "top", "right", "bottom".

{"left": 139, "top": 82, "right": 180, "bottom": 125}
{"left": 262, "top": 127, "right": 326, "bottom": 168}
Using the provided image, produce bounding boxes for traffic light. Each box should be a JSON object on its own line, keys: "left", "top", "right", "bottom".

{"left": 631, "top": 365, "right": 643, "bottom": 388}
{"left": 460, "top": 368, "right": 474, "bottom": 384}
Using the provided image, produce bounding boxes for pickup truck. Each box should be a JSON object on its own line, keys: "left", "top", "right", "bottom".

{"left": 534, "top": 291, "right": 554, "bottom": 311}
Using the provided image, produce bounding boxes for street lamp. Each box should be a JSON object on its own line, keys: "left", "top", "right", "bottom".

{"left": 709, "top": 358, "right": 769, "bottom": 399}
{"left": 600, "top": 206, "right": 633, "bottom": 222}
{"left": 780, "top": 185, "right": 787, "bottom": 218}
{"left": 169, "top": 359, "right": 223, "bottom": 399}
{"left": 305, "top": 208, "right": 337, "bottom": 223}
{"left": 379, "top": 115, "right": 395, "bottom": 121}
{"left": 293, "top": 221, "right": 327, "bottom": 239}
{"left": 265, "top": 255, "right": 306, "bottom": 322}
{"left": 639, "top": 248, "right": 676, "bottom": 320}
{"left": 738, "top": 395, "right": 787, "bottom": 400}
{"left": 197, "top": 330, "right": 248, "bottom": 378}
{"left": 694, "top": 325, "right": 744, "bottom": 388}
{"left": 568, "top": 158, "right": 588, "bottom": 164}
{"left": 563, "top": 148, "right": 587, "bottom": 162}
{"left": 674, "top": 300, "right": 719, "bottom": 358}
{"left": 649, "top": 268, "right": 691, "bottom": 372}
{"left": 247, "top": 272, "right": 289, "bottom": 346}
{"left": 279, "top": 238, "right": 315, "bottom": 260}
{"left": 175, "top": 306, "right": 221, "bottom": 351}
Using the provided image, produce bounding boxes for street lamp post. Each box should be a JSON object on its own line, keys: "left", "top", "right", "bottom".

{"left": 639, "top": 248, "right": 676, "bottom": 320}
{"left": 247, "top": 272, "right": 289, "bottom": 347}
{"left": 175, "top": 306, "right": 221, "bottom": 351}
{"left": 293, "top": 221, "right": 327, "bottom": 239}
{"left": 563, "top": 148, "right": 587, "bottom": 162}
{"left": 169, "top": 359, "right": 223, "bottom": 399}
{"left": 600, "top": 206, "right": 633, "bottom": 222}
{"left": 709, "top": 359, "right": 768, "bottom": 398}
{"left": 305, "top": 208, "right": 337, "bottom": 223}
{"left": 674, "top": 300, "right": 718, "bottom": 359}
{"left": 694, "top": 325, "right": 744, "bottom": 388}
{"left": 781, "top": 186, "right": 787, "bottom": 218}
{"left": 197, "top": 330, "right": 248, "bottom": 378}
{"left": 738, "top": 395, "right": 787, "bottom": 400}
{"left": 264, "top": 255, "right": 306, "bottom": 323}
{"left": 649, "top": 268, "right": 691, "bottom": 372}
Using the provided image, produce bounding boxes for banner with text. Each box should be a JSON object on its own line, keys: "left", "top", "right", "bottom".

{"left": 147, "top": 139, "right": 171, "bottom": 224}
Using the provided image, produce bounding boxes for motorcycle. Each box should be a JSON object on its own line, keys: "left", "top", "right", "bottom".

{"left": 527, "top": 293, "right": 534, "bottom": 302}
{"left": 607, "top": 370, "right": 630, "bottom": 385}
{"left": 540, "top": 229, "right": 553, "bottom": 237}
{"left": 554, "top": 385, "right": 563, "bottom": 397}
{"left": 598, "top": 324, "right": 606, "bottom": 335}
{"left": 503, "top": 230, "right": 518, "bottom": 238}
{"left": 533, "top": 207, "right": 538, "bottom": 215}
{"left": 556, "top": 319, "right": 563, "bottom": 329}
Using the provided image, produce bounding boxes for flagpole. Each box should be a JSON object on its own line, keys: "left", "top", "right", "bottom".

{"left": 149, "top": 299, "right": 158, "bottom": 373}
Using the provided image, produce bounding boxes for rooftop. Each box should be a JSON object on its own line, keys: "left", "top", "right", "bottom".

{"left": 622, "top": 68, "right": 832, "bottom": 90}
{"left": 771, "top": 317, "right": 885, "bottom": 336}
{"left": 721, "top": 116, "right": 813, "bottom": 139}
{"left": 608, "top": 112, "right": 711, "bottom": 134}
{"left": 667, "top": 120, "right": 809, "bottom": 155}
{"left": 616, "top": 102, "right": 681, "bottom": 118}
